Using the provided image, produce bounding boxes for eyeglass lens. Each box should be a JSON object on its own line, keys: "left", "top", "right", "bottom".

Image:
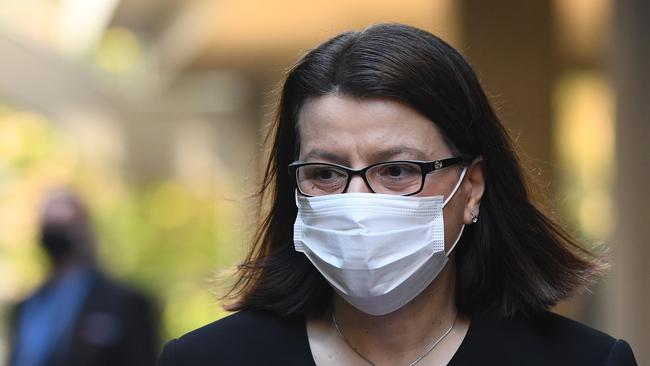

{"left": 296, "top": 162, "right": 423, "bottom": 196}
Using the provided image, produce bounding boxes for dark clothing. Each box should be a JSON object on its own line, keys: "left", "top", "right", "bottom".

{"left": 159, "top": 309, "right": 637, "bottom": 365}
{"left": 9, "top": 270, "right": 159, "bottom": 366}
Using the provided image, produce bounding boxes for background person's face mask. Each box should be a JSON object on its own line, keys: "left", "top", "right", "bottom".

{"left": 293, "top": 167, "right": 468, "bottom": 316}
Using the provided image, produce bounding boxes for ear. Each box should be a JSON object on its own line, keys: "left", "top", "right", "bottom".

{"left": 463, "top": 157, "right": 485, "bottom": 224}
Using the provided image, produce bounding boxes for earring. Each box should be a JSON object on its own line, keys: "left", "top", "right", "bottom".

{"left": 470, "top": 211, "right": 478, "bottom": 223}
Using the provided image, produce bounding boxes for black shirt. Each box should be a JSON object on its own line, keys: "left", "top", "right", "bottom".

{"left": 159, "top": 309, "right": 637, "bottom": 365}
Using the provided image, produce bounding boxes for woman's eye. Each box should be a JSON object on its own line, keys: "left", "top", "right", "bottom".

{"left": 386, "top": 166, "right": 404, "bottom": 177}
{"left": 379, "top": 164, "right": 418, "bottom": 178}
{"left": 303, "top": 166, "right": 345, "bottom": 182}
{"left": 317, "top": 169, "right": 335, "bottom": 179}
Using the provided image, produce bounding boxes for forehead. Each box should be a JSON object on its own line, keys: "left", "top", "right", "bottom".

{"left": 297, "top": 95, "right": 450, "bottom": 163}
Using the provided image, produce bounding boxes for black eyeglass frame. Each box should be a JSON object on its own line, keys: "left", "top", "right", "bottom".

{"left": 288, "top": 157, "right": 470, "bottom": 197}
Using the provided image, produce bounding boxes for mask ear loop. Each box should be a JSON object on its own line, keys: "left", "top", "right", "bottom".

{"left": 445, "top": 224, "right": 465, "bottom": 256}
{"left": 442, "top": 166, "right": 469, "bottom": 256}
{"left": 442, "top": 166, "right": 468, "bottom": 208}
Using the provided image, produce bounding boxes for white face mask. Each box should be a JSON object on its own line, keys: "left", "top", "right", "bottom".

{"left": 293, "top": 167, "right": 467, "bottom": 316}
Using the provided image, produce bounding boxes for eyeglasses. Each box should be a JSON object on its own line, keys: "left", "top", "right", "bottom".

{"left": 288, "top": 157, "right": 468, "bottom": 197}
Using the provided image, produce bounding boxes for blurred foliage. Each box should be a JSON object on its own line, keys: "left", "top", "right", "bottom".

{"left": 0, "top": 103, "right": 243, "bottom": 347}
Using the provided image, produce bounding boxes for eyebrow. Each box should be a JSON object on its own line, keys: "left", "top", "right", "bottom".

{"left": 300, "top": 149, "right": 343, "bottom": 163}
{"left": 370, "top": 146, "right": 429, "bottom": 161}
{"left": 300, "top": 145, "right": 430, "bottom": 164}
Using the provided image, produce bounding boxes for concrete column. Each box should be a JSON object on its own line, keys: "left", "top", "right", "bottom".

{"left": 606, "top": 0, "right": 650, "bottom": 363}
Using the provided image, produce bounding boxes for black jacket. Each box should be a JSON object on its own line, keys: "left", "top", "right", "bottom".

{"left": 8, "top": 271, "right": 159, "bottom": 366}
{"left": 159, "top": 309, "right": 637, "bottom": 365}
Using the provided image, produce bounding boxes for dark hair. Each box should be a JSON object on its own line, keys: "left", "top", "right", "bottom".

{"left": 224, "top": 23, "right": 605, "bottom": 318}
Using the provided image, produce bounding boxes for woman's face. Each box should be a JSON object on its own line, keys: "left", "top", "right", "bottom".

{"left": 297, "top": 94, "right": 477, "bottom": 251}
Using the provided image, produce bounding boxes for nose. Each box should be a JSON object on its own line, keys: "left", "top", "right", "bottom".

{"left": 345, "top": 175, "right": 373, "bottom": 193}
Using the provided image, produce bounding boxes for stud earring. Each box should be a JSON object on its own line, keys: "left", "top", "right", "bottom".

{"left": 470, "top": 211, "right": 478, "bottom": 223}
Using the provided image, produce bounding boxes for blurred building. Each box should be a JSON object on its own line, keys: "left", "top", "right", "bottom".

{"left": 0, "top": 0, "right": 647, "bottom": 363}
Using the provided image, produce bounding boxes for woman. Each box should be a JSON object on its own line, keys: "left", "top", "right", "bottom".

{"left": 159, "top": 24, "right": 637, "bottom": 365}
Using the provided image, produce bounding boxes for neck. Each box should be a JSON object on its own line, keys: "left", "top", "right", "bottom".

{"left": 332, "top": 260, "right": 458, "bottom": 364}
{"left": 50, "top": 256, "right": 94, "bottom": 277}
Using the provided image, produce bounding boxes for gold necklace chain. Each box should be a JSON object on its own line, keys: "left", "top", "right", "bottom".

{"left": 331, "top": 310, "right": 458, "bottom": 366}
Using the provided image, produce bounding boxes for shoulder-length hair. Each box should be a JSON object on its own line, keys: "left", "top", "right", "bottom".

{"left": 224, "top": 23, "right": 605, "bottom": 318}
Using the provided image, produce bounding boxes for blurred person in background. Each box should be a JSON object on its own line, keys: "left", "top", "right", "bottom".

{"left": 159, "top": 24, "right": 636, "bottom": 365}
{"left": 8, "top": 188, "right": 159, "bottom": 366}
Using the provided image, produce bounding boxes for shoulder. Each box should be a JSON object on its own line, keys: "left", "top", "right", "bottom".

{"left": 80, "top": 272, "right": 157, "bottom": 334}
{"left": 90, "top": 272, "right": 154, "bottom": 307}
{"left": 454, "top": 310, "right": 637, "bottom": 365}
{"left": 159, "top": 310, "right": 313, "bottom": 366}
{"left": 173, "top": 309, "right": 305, "bottom": 344}
{"left": 502, "top": 310, "right": 613, "bottom": 345}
